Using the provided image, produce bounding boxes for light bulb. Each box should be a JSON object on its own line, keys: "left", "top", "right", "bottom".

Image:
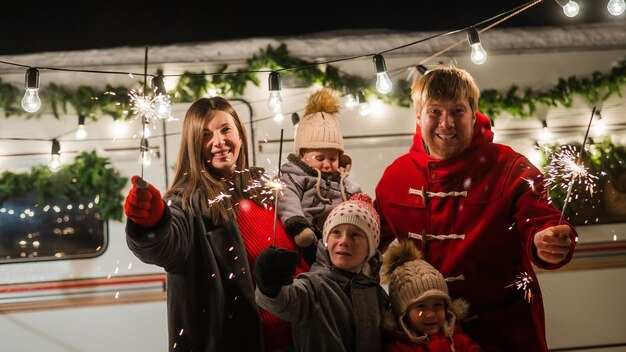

{"left": 562, "top": 0, "right": 580, "bottom": 17}
{"left": 359, "top": 102, "right": 371, "bottom": 116}
{"left": 470, "top": 43, "right": 488, "bottom": 65}
{"left": 356, "top": 91, "right": 370, "bottom": 116}
{"left": 22, "top": 68, "right": 41, "bottom": 113}
{"left": 139, "top": 150, "right": 153, "bottom": 166}
{"left": 153, "top": 94, "right": 172, "bottom": 119}
{"left": 139, "top": 139, "right": 152, "bottom": 166}
{"left": 375, "top": 72, "right": 393, "bottom": 94}
{"left": 538, "top": 119, "right": 552, "bottom": 141}
{"left": 466, "top": 27, "right": 487, "bottom": 65}
{"left": 48, "top": 154, "right": 62, "bottom": 172}
{"left": 22, "top": 88, "right": 42, "bottom": 113}
{"left": 75, "top": 125, "right": 88, "bottom": 140}
{"left": 267, "top": 71, "right": 283, "bottom": 114}
{"left": 343, "top": 93, "right": 357, "bottom": 110}
{"left": 608, "top": 0, "right": 626, "bottom": 15}
{"left": 151, "top": 76, "right": 172, "bottom": 119}
{"left": 112, "top": 119, "right": 128, "bottom": 138}
{"left": 373, "top": 54, "right": 393, "bottom": 94}
{"left": 142, "top": 126, "right": 152, "bottom": 138}
{"left": 267, "top": 91, "right": 283, "bottom": 114}
{"left": 75, "top": 115, "right": 87, "bottom": 140}
{"left": 48, "top": 139, "right": 62, "bottom": 172}
{"left": 273, "top": 113, "right": 285, "bottom": 122}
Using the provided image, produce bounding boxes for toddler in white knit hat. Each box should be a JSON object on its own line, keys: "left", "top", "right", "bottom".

{"left": 254, "top": 193, "right": 389, "bottom": 351}
{"left": 382, "top": 240, "right": 482, "bottom": 351}
{"left": 277, "top": 87, "right": 361, "bottom": 265}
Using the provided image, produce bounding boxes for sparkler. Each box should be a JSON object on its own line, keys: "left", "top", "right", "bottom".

{"left": 546, "top": 106, "right": 597, "bottom": 224}
{"left": 272, "top": 129, "right": 285, "bottom": 246}
{"left": 505, "top": 271, "right": 534, "bottom": 303}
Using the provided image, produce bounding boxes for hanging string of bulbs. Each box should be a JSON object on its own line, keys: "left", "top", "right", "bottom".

{"left": 1, "top": 0, "right": 623, "bottom": 173}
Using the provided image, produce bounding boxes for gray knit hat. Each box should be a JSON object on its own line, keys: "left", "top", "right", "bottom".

{"left": 294, "top": 87, "right": 343, "bottom": 156}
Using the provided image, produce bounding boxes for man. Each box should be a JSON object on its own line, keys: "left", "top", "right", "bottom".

{"left": 375, "top": 66, "right": 576, "bottom": 352}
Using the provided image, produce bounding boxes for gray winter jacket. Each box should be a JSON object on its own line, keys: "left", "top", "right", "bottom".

{"left": 255, "top": 241, "right": 389, "bottom": 352}
{"left": 278, "top": 153, "right": 362, "bottom": 237}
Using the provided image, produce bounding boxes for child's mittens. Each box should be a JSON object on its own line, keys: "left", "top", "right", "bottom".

{"left": 124, "top": 175, "right": 165, "bottom": 227}
{"left": 294, "top": 227, "right": 316, "bottom": 247}
{"left": 254, "top": 246, "right": 299, "bottom": 298}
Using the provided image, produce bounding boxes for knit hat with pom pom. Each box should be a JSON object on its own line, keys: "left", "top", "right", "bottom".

{"left": 383, "top": 240, "right": 455, "bottom": 340}
{"left": 322, "top": 193, "right": 380, "bottom": 261}
{"left": 294, "top": 87, "right": 343, "bottom": 156}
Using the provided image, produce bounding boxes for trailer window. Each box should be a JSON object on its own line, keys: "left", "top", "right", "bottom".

{"left": 0, "top": 192, "right": 107, "bottom": 263}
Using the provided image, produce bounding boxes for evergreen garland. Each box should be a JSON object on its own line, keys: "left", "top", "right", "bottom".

{"left": 0, "top": 150, "right": 128, "bottom": 221}
{"left": 540, "top": 137, "right": 626, "bottom": 219}
{"left": 4, "top": 44, "right": 622, "bottom": 121}
{"left": 1, "top": 44, "right": 625, "bottom": 223}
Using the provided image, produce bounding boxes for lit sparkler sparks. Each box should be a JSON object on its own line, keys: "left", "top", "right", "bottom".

{"left": 506, "top": 271, "right": 534, "bottom": 303}
{"left": 545, "top": 145, "right": 598, "bottom": 196}
{"left": 544, "top": 107, "right": 599, "bottom": 224}
{"left": 208, "top": 192, "right": 232, "bottom": 206}
{"left": 129, "top": 89, "right": 160, "bottom": 123}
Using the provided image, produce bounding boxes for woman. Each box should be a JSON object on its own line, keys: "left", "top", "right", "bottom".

{"left": 124, "top": 97, "right": 309, "bottom": 351}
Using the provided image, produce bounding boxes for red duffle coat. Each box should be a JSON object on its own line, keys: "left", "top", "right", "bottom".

{"left": 375, "top": 111, "right": 577, "bottom": 352}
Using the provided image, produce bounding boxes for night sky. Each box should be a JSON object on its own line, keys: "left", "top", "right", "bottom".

{"left": 1, "top": 0, "right": 619, "bottom": 55}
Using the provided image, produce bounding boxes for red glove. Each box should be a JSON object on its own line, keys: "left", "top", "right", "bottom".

{"left": 124, "top": 175, "right": 165, "bottom": 227}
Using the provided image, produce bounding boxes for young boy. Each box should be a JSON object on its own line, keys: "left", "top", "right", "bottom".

{"left": 382, "top": 240, "right": 482, "bottom": 351}
{"left": 254, "top": 194, "right": 389, "bottom": 352}
{"left": 278, "top": 87, "right": 361, "bottom": 264}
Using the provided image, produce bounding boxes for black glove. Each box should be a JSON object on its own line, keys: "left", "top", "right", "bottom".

{"left": 254, "top": 246, "right": 299, "bottom": 298}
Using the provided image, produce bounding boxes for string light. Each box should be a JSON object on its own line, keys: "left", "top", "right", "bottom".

{"left": 75, "top": 114, "right": 88, "bottom": 140}
{"left": 151, "top": 76, "right": 172, "bottom": 119}
{"left": 267, "top": 71, "right": 283, "bottom": 114}
{"left": 592, "top": 111, "right": 606, "bottom": 136}
{"left": 22, "top": 68, "right": 42, "bottom": 113}
{"left": 607, "top": 0, "right": 626, "bottom": 15}
{"left": 357, "top": 91, "right": 371, "bottom": 117}
{"left": 291, "top": 112, "right": 300, "bottom": 126}
{"left": 466, "top": 27, "right": 487, "bottom": 65}
{"left": 555, "top": 0, "right": 580, "bottom": 17}
{"left": 373, "top": 54, "right": 393, "bottom": 94}
{"left": 48, "top": 139, "right": 62, "bottom": 172}
{"left": 138, "top": 138, "right": 152, "bottom": 167}
{"left": 342, "top": 87, "right": 357, "bottom": 110}
{"left": 111, "top": 116, "right": 128, "bottom": 138}
{"left": 539, "top": 119, "right": 553, "bottom": 141}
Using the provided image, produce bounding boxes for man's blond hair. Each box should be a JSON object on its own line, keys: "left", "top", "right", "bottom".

{"left": 410, "top": 65, "right": 480, "bottom": 113}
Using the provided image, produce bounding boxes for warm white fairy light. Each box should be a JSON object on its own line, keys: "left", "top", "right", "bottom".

{"left": 608, "top": 0, "right": 626, "bottom": 15}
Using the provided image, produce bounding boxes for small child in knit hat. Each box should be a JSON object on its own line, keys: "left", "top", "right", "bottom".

{"left": 254, "top": 193, "right": 389, "bottom": 352}
{"left": 278, "top": 87, "right": 362, "bottom": 265}
{"left": 382, "top": 240, "right": 482, "bottom": 351}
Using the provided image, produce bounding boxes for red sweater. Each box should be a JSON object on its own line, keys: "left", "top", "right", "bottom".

{"left": 236, "top": 199, "right": 310, "bottom": 351}
{"left": 375, "top": 112, "right": 577, "bottom": 351}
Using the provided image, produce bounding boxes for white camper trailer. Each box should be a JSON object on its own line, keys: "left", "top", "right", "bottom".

{"left": 1, "top": 22, "right": 626, "bottom": 352}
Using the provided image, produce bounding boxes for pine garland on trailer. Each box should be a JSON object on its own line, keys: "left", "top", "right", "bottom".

{"left": 0, "top": 44, "right": 623, "bottom": 121}
{"left": 0, "top": 150, "right": 128, "bottom": 221}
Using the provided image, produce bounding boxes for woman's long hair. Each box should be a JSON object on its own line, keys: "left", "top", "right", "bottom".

{"left": 165, "top": 97, "right": 262, "bottom": 224}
